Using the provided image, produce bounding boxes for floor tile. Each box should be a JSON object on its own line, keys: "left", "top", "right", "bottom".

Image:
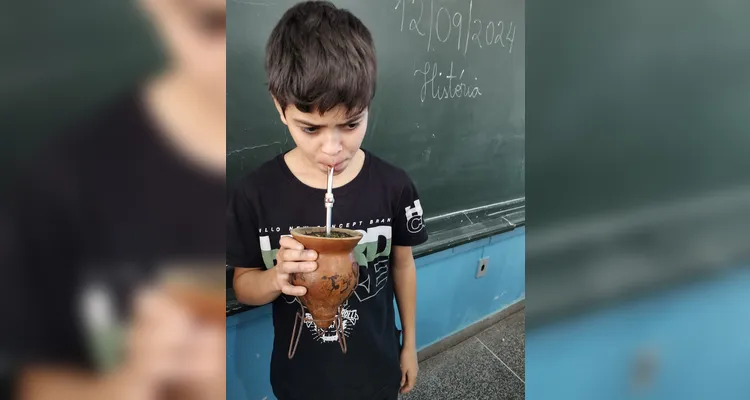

{"left": 400, "top": 335, "right": 525, "bottom": 400}
{"left": 476, "top": 310, "right": 526, "bottom": 380}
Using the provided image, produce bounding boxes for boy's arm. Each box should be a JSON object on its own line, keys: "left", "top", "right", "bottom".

{"left": 232, "top": 237, "right": 318, "bottom": 306}
{"left": 392, "top": 245, "right": 418, "bottom": 350}
{"left": 227, "top": 178, "right": 282, "bottom": 306}
{"left": 390, "top": 172, "right": 428, "bottom": 351}
{"left": 233, "top": 267, "right": 282, "bottom": 306}
{"left": 17, "top": 363, "right": 149, "bottom": 400}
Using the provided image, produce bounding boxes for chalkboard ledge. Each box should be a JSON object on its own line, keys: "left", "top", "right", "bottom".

{"left": 227, "top": 199, "right": 525, "bottom": 317}
{"left": 413, "top": 198, "right": 525, "bottom": 258}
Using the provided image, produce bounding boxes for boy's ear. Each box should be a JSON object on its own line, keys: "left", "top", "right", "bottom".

{"left": 271, "top": 96, "right": 288, "bottom": 126}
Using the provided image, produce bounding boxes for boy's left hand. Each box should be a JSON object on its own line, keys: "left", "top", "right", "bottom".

{"left": 399, "top": 345, "right": 419, "bottom": 394}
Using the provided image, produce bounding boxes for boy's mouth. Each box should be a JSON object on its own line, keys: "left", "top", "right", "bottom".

{"left": 332, "top": 161, "right": 345, "bottom": 171}
{"left": 321, "top": 160, "right": 346, "bottom": 175}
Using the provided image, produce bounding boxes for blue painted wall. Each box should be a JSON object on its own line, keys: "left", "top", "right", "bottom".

{"left": 526, "top": 266, "right": 750, "bottom": 400}
{"left": 226, "top": 227, "right": 526, "bottom": 400}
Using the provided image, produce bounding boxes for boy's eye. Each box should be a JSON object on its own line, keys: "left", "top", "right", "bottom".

{"left": 302, "top": 127, "right": 318, "bottom": 134}
{"left": 345, "top": 122, "right": 360, "bottom": 130}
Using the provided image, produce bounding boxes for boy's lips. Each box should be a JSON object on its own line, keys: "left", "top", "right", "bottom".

{"left": 322, "top": 160, "right": 346, "bottom": 171}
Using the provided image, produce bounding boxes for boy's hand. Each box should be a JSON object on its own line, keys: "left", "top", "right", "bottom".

{"left": 122, "top": 288, "right": 225, "bottom": 399}
{"left": 399, "top": 345, "right": 419, "bottom": 394}
{"left": 274, "top": 236, "right": 318, "bottom": 296}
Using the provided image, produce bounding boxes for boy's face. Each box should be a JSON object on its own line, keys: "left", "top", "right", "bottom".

{"left": 140, "top": 0, "right": 226, "bottom": 103}
{"left": 275, "top": 102, "right": 368, "bottom": 176}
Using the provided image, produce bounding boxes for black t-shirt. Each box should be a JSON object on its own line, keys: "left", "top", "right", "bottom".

{"left": 227, "top": 150, "right": 428, "bottom": 400}
{"left": 0, "top": 91, "right": 224, "bottom": 374}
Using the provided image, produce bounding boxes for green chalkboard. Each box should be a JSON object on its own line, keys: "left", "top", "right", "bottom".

{"left": 526, "top": 0, "right": 750, "bottom": 229}
{"left": 0, "top": 2, "right": 161, "bottom": 182}
{"left": 525, "top": 0, "right": 750, "bottom": 324}
{"left": 227, "top": 0, "right": 525, "bottom": 221}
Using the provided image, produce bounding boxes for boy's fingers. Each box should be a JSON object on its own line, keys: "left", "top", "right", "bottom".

{"left": 279, "top": 236, "right": 304, "bottom": 250}
{"left": 279, "top": 249, "right": 317, "bottom": 262}
{"left": 279, "top": 236, "right": 301, "bottom": 248}
{"left": 402, "top": 370, "right": 416, "bottom": 393}
{"left": 280, "top": 283, "right": 307, "bottom": 296}
{"left": 279, "top": 261, "right": 317, "bottom": 274}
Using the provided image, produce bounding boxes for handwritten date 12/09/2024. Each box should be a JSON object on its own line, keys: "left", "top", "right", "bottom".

{"left": 395, "top": 0, "right": 517, "bottom": 54}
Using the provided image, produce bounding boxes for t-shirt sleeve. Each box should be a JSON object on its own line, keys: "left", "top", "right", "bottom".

{"left": 392, "top": 175, "right": 429, "bottom": 247}
{"left": 226, "top": 182, "right": 265, "bottom": 269}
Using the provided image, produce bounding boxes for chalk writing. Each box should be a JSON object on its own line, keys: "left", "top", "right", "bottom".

{"left": 408, "top": 0, "right": 426, "bottom": 36}
{"left": 414, "top": 61, "right": 482, "bottom": 103}
{"left": 395, "top": 0, "right": 517, "bottom": 55}
{"left": 435, "top": 7, "right": 452, "bottom": 43}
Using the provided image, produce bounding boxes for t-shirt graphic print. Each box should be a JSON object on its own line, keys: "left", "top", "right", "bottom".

{"left": 227, "top": 150, "right": 428, "bottom": 400}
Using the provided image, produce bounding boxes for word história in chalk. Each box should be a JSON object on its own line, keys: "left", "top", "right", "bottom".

{"left": 394, "top": 0, "right": 517, "bottom": 55}
{"left": 414, "top": 61, "right": 481, "bottom": 103}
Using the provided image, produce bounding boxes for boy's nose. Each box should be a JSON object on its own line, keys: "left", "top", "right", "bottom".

{"left": 321, "top": 132, "right": 343, "bottom": 157}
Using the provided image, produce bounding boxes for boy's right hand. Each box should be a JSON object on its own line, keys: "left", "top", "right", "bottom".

{"left": 105, "top": 287, "right": 224, "bottom": 400}
{"left": 274, "top": 236, "right": 318, "bottom": 296}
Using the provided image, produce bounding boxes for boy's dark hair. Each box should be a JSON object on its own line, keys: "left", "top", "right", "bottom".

{"left": 265, "top": 1, "right": 376, "bottom": 117}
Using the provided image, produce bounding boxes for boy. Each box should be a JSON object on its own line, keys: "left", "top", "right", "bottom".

{"left": 1, "top": 0, "right": 226, "bottom": 398}
{"left": 227, "top": 2, "right": 428, "bottom": 399}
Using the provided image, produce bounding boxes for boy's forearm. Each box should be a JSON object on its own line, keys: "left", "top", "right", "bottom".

{"left": 233, "top": 267, "right": 281, "bottom": 306}
{"left": 392, "top": 255, "right": 418, "bottom": 348}
{"left": 17, "top": 367, "right": 141, "bottom": 400}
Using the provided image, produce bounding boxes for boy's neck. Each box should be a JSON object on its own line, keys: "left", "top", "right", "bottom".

{"left": 141, "top": 69, "right": 226, "bottom": 177}
{"left": 284, "top": 149, "right": 366, "bottom": 190}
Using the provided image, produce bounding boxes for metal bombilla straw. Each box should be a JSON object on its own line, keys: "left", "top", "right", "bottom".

{"left": 325, "top": 166, "right": 334, "bottom": 236}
